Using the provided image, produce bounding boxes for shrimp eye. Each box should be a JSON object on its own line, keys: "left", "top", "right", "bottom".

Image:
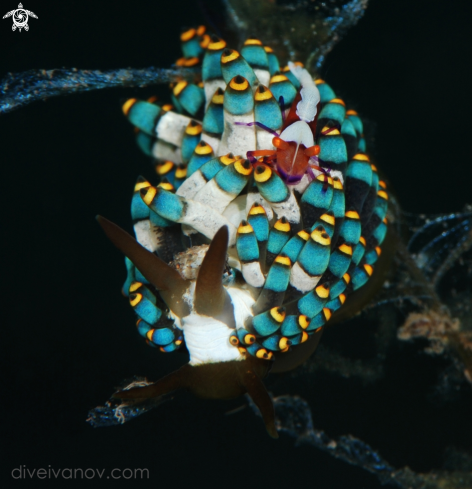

{"left": 304, "top": 145, "right": 320, "bottom": 157}
{"left": 272, "top": 136, "right": 289, "bottom": 150}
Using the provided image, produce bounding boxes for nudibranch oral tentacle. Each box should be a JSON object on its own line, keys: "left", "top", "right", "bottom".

{"left": 98, "top": 27, "right": 391, "bottom": 437}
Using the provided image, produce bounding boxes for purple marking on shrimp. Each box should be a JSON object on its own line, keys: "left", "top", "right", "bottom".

{"left": 235, "top": 121, "right": 279, "bottom": 137}
{"left": 306, "top": 165, "right": 316, "bottom": 181}
{"left": 308, "top": 157, "right": 331, "bottom": 192}
{"left": 277, "top": 165, "right": 303, "bottom": 185}
{"left": 246, "top": 151, "right": 260, "bottom": 163}
{"left": 321, "top": 167, "right": 331, "bottom": 193}
{"left": 278, "top": 96, "right": 286, "bottom": 123}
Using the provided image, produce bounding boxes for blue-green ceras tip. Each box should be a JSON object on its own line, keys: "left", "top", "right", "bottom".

{"left": 301, "top": 178, "right": 334, "bottom": 212}
{"left": 149, "top": 327, "right": 176, "bottom": 346}
{"left": 373, "top": 221, "right": 387, "bottom": 245}
{"left": 261, "top": 335, "right": 285, "bottom": 351}
{"left": 123, "top": 257, "right": 136, "bottom": 298}
{"left": 150, "top": 208, "right": 173, "bottom": 228}
{"left": 267, "top": 227, "right": 291, "bottom": 255}
{"left": 352, "top": 266, "right": 370, "bottom": 290}
{"left": 283, "top": 69, "right": 300, "bottom": 89}
{"left": 202, "top": 45, "right": 224, "bottom": 81}
{"left": 131, "top": 191, "right": 150, "bottom": 221}
{"left": 318, "top": 133, "right": 348, "bottom": 166}
{"left": 364, "top": 249, "right": 380, "bottom": 265}
{"left": 280, "top": 234, "right": 307, "bottom": 263}
{"left": 255, "top": 169, "right": 289, "bottom": 203}
{"left": 175, "top": 84, "right": 205, "bottom": 117}
{"left": 264, "top": 260, "right": 291, "bottom": 293}
{"left": 351, "top": 240, "right": 366, "bottom": 266}
{"left": 347, "top": 112, "right": 363, "bottom": 136}
{"left": 202, "top": 100, "right": 224, "bottom": 135}
{"left": 215, "top": 161, "right": 251, "bottom": 195}
{"left": 280, "top": 315, "right": 303, "bottom": 336}
{"left": 159, "top": 341, "right": 181, "bottom": 352}
{"left": 316, "top": 80, "right": 336, "bottom": 104}
{"left": 221, "top": 51, "right": 257, "bottom": 86}
{"left": 318, "top": 100, "right": 346, "bottom": 126}
{"left": 329, "top": 278, "right": 348, "bottom": 300}
{"left": 137, "top": 318, "right": 152, "bottom": 338}
{"left": 297, "top": 234, "right": 331, "bottom": 277}
{"left": 269, "top": 77, "right": 297, "bottom": 108}
{"left": 248, "top": 212, "right": 270, "bottom": 242}
{"left": 254, "top": 92, "right": 283, "bottom": 131}
{"left": 329, "top": 182, "right": 345, "bottom": 219}
{"left": 135, "top": 131, "right": 154, "bottom": 157}
{"left": 328, "top": 247, "right": 352, "bottom": 278}
{"left": 266, "top": 50, "right": 280, "bottom": 75}
{"left": 298, "top": 289, "right": 328, "bottom": 319}
{"left": 127, "top": 101, "right": 160, "bottom": 136}
{"left": 200, "top": 156, "right": 229, "bottom": 181}
{"left": 181, "top": 130, "right": 201, "bottom": 164}
{"left": 181, "top": 36, "right": 203, "bottom": 59}
{"left": 339, "top": 216, "right": 361, "bottom": 245}
{"left": 143, "top": 187, "right": 184, "bottom": 223}
{"left": 187, "top": 149, "right": 214, "bottom": 178}
{"left": 307, "top": 311, "right": 327, "bottom": 331}
{"left": 224, "top": 78, "right": 254, "bottom": 115}
{"left": 236, "top": 228, "right": 259, "bottom": 262}
{"left": 132, "top": 293, "right": 162, "bottom": 325}
{"left": 346, "top": 159, "right": 373, "bottom": 186}
{"left": 240, "top": 44, "right": 269, "bottom": 70}
{"left": 341, "top": 118, "right": 357, "bottom": 139}
{"left": 252, "top": 309, "right": 282, "bottom": 336}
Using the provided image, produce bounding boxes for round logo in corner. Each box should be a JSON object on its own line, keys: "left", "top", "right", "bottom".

{"left": 3, "top": 3, "right": 38, "bottom": 32}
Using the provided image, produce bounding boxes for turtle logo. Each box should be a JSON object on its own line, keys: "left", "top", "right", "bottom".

{"left": 3, "top": 3, "right": 38, "bottom": 32}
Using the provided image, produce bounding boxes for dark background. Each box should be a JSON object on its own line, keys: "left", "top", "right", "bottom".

{"left": 1, "top": 0, "right": 471, "bottom": 487}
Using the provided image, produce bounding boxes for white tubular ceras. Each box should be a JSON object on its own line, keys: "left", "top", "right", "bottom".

{"left": 193, "top": 178, "right": 236, "bottom": 215}
{"left": 151, "top": 140, "right": 183, "bottom": 164}
{"left": 218, "top": 109, "right": 256, "bottom": 157}
{"left": 155, "top": 110, "right": 194, "bottom": 147}
{"left": 252, "top": 68, "right": 270, "bottom": 87}
{"left": 133, "top": 220, "right": 160, "bottom": 253}
{"left": 241, "top": 261, "right": 265, "bottom": 288}
{"left": 270, "top": 190, "right": 302, "bottom": 225}
{"left": 150, "top": 111, "right": 198, "bottom": 162}
{"left": 290, "top": 262, "right": 321, "bottom": 293}
{"left": 178, "top": 199, "right": 238, "bottom": 246}
{"left": 176, "top": 170, "right": 207, "bottom": 199}
{"left": 222, "top": 195, "right": 247, "bottom": 230}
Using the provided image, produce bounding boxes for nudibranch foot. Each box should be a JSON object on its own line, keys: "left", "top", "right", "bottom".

{"left": 113, "top": 357, "right": 277, "bottom": 438}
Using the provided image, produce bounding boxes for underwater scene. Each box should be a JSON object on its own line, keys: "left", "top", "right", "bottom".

{"left": 1, "top": 0, "right": 471, "bottom": 487}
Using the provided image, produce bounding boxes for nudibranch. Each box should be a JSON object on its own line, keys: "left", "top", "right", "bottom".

{"left": 97, "top": 27, "right": 390, "bottom": 437}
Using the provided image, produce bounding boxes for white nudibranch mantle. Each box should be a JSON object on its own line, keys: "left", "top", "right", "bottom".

{"left": 182, "top": 314, "right": 243, "bottom": 365}
{"left": 182, "top": 285, "right": 255, "bottom": 366}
